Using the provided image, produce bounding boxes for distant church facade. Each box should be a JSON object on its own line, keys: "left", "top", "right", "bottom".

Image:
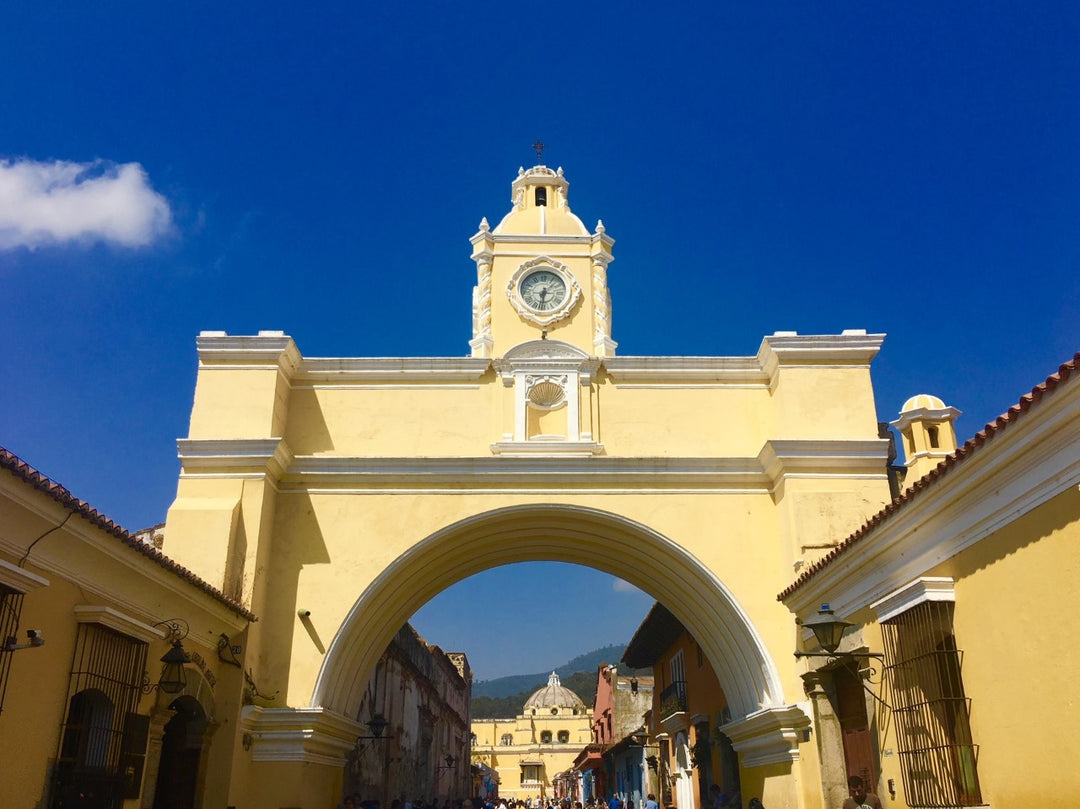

{"left": 471, "top": 673, "right": 593, "bottom": 802}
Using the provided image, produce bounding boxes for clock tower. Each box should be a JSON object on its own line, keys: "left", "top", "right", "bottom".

{"left": 469, "top": 164, "right": 614, "bottom": 452}
{"left": 469, "top": 164, "right": 616, "bottom": 360}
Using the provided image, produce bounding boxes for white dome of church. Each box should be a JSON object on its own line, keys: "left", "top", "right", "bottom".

{"left": 900, "top": 393, "right": 948, "bottom": 413}
{"left": 522, "top": 672, "right": 586, "bottom": 712}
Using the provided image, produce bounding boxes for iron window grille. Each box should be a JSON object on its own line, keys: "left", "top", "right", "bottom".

{"left": 0, "top": 585, "right": 24, "bottom": 716}
{"left": 51, "top": 622, "right": 149, "bottom": 809}
{"left": 881, "top": 601, "right": 982, "bottom": 807}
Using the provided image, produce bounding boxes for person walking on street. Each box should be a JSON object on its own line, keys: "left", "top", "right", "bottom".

{"left": 842, "top": 776, "right": 882, "bottom": 809}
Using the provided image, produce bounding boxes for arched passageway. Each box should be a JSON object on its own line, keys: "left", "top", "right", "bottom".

{"left": 315, "top": 505, "right": 790, "bottom": 737}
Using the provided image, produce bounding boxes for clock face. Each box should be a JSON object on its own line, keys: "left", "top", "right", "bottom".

{"left": 519, "top": 269, "right": 567, "bottom": 312}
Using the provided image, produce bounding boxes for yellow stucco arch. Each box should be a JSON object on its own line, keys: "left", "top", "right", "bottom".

{"left": 313, "top": 503, "right": 786, "bottom": 725}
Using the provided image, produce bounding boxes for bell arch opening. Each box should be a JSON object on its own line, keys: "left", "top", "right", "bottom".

{"left": 313, "top": 504, "right": 786, "bottom": 726}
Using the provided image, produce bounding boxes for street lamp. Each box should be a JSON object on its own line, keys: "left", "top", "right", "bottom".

{"left": 794, "top": 604, "right": 882, "bottom": 659}
{"left": 356, "top": 712, "right": 391, "bottom": 741}
{"left": 141, "top": 619, "right": 192, "bottom": 695}
{"left": 157, "top": 640, "right": 193, "bottom": 694}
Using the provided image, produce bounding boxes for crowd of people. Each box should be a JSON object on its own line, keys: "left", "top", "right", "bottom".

{"left": 338, "top": 791, "right": 767, "bottom": 809}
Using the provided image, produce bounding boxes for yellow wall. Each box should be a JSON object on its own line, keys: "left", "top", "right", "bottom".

{"left": 157, "top": 166, "right": 895, "bottom": 808}
{"left": 786, "top": 367, "right": 1080, "bottom": 807}
{"left": 936, "top": 486, "right": 1079, "bottom": 805}
{"left": 0, "top": 472, "right": 249, "bottom": 809}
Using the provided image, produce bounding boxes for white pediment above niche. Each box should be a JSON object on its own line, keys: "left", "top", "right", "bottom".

{"left": 505, "top": 339, "right": 588, "bottom": 361}
{"left": 493, "top": 339, "right": 602, "bottom": 452}
{"left": 495, "top": 340, "right": 598, "bottom": 386}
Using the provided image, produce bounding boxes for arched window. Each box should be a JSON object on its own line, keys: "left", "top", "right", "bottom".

{"left": 501, "top": 733, "right": 513, "bottom": 746}
{"left": 61, "top": 688, "right": 114, "bottom": 768}
{"left": 540, "top": 730, "right": 552, "bottom": 744}
{"left": 557, "top": 730, "right": 570, "bottom": 744}
{"left": 53, "top": 623, "right": 149, "bottom": 805}
{"left": 535, "top": 187, "right": 547, "bottom": 207}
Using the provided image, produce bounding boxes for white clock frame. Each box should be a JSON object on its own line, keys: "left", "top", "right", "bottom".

{"left": 507, "top": 256, "right": 581, "bottom": 327}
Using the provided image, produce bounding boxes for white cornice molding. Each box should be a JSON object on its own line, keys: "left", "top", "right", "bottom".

{"left": 490, "top": 441, "right": 605, "bottom": 457}
{"left": 486, "top": 239, "right": 596, "bottom": 248}
{"left": 603, "top": 356, "right": 767, "bottom": 387}
{"left": 871, "top": 577, "right": 955, "bottom": 623}
{"left": 295, "top": 357, "right": 491, "bottom": 386}
{"left": 785, "top": 374, "right": 1080, "bottom": 616}
{"left": 242, "top": 706, "right": 359, "bottom": 765}
{"left": 495, "top": 341, "right": 596, "bottom": 385}
{"left": 890, "top": 405, "right": 962, "bottom": 432}
{"left": 502, "top": 340, "right": 590, "bottom": 362}
{"left": 196, "top": 332, "right": 302, "bottom": 375}
{"left": 757, "top": 332, "right": 885, "bottom": 384}
{"left": 0, "top": 558, "right": 49, "bottom": 592}
{"left": 758, "top": 439, "right": 892, "bottom": 484}
{"left": 903, "top": 449, "right": 953, "bottom": 464}
{"left": 590, "top": 230, "right": 615, "bottom": 255}
{"left": 282, "top": 455, "right": 769, "bottom": 492}
{"left": 721, "top": 704, "right": 810, "bottom": 767}
{"left": 470, "top": 229, "right": 494, "bottom": 250}
{"left": 74, "top": 605, "right": 167, "bottom": 644}
{"left": 178, "top": 438, "right": 293, "bottom": 479}
{"left": 593, "top": 335, "right": 618, "bottom": 357}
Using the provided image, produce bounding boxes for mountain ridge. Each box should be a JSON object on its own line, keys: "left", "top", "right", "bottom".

{"left": 470, "top": 644, "right": 651, "bottom": 719}
{"left": 472, "top": 644, "right": 627, "bottom": 698}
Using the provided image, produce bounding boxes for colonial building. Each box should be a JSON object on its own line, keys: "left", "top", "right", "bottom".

{"left": 346, "top": 624, "right": 471, "bottom": 805}
{"left": 780, "top": 353, "right": 1080, "bottom": 807}
{"left": 573, "top": 665, "right": 654, "bottom": 805}
{"left": 0, "top": 448, "right": 254, "bottom": 808}
{"left": 471, "top": 673, "right": 593, "bottom": 801}
{"left": 623, "top": 604, "right": 741, "bottom": 809}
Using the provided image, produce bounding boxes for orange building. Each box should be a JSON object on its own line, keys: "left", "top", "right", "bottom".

{"left": 624, "top": 604, "right": 741, "bottom": 809}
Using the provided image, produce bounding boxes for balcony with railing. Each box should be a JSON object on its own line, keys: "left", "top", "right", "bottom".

{"left": 658, "top": 681, "right": 688, "bottom": 732}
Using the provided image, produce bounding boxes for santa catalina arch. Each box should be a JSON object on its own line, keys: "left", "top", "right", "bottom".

{"left": 163, "top": 163, "right": 892, "bottom": 807}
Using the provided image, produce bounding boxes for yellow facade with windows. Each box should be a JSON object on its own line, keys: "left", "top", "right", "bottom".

{"left": 472, "top": 673, "right": 593, "bottom": 801}
{"left": 783, "top": 356, "right": 1080, "bottom": 807}
{"left": 0, "top": 450, "right": 252, "bottom": 809}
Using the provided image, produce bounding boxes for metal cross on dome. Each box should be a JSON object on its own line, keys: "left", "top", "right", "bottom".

{"left": 532, "top": 139, "right": 545, "bottom": 162}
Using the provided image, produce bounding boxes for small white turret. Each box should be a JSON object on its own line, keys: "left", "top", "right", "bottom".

{"left": 890, "top": 394, "right": 962, "bottom": 484}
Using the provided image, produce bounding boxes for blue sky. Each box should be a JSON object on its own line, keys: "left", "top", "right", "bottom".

{"left": 2, "top": 3, "right": 1077, "bottom": 680}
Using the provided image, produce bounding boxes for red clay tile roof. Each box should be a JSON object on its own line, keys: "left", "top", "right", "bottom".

{"left": 778, "top": 351, "right": 1080, "bottom": 602}
{"left": 0, "top": 446, "right": 257, "bottom": 621}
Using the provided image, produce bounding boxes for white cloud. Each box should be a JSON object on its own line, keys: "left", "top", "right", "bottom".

{"left": 612, "top": 578, "right": 641, "bottom": 594}
{"left": 0, "top": 157, "right": 173, "bottom": 249}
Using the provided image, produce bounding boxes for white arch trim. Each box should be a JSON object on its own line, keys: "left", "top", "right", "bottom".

{"left": 301, "top": 505, "right": 807, "bottom": 766}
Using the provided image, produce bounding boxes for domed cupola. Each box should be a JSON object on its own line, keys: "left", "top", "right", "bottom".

{"left": 492, "top": 165, "right": 589, "bottom": 237}
{"left": 890, "top": 393, "right": 962, "bottom": 485}
{"left": 522, "top": 672, "right": 587, "bottom": 715}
